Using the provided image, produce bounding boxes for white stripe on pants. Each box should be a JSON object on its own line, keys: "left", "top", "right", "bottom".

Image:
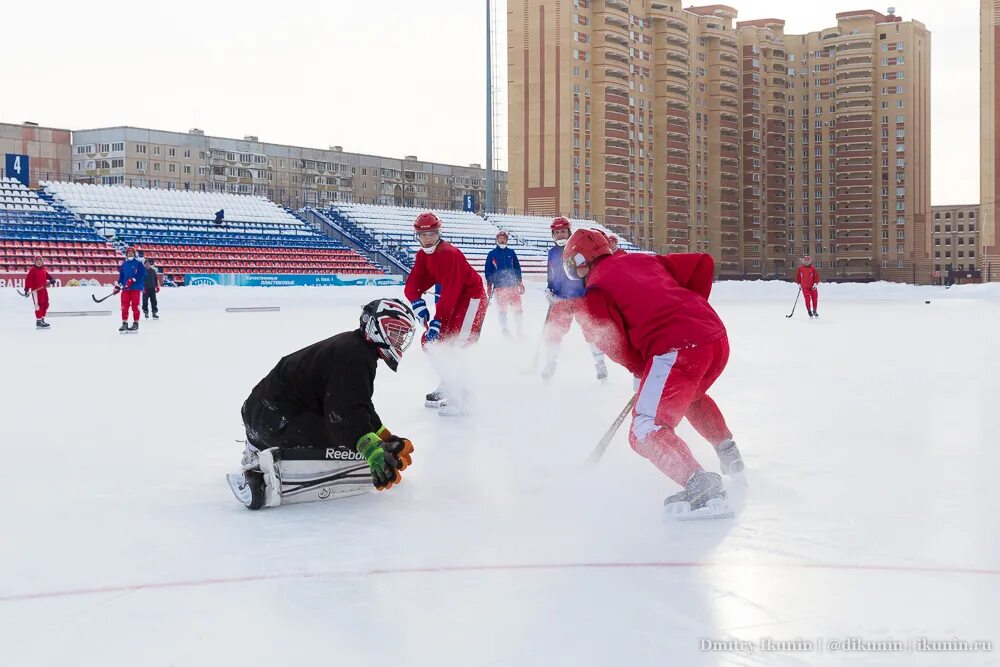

{"left": 454, "top": 298, "right": 480, "bottom": 346}
{"left": 631, "top": 351, "right": 678, "bottom": 441}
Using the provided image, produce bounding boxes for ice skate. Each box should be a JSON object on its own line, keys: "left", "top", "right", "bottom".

{"left": 130, "top": 321, "right": 139, "bottom": 332}
{"left": 425, "top": 387, "right": 448, "bottom": 408}
{"left": 36, "top": 319, "right": 50, "bottom": 329}
{"left": 541, "top": 360, "right": 557, "bottom": 381}
{"left": 596, "top": 360, "right": 608, "bottom": 383}
{"left": 143, "top": 311, "right": 149, "bottom": 319}
{"left": 715, "top": 439, "right": 744, "bottom": 476}
{"left": 664, "top": 471, "right": 733, "bottom": 520}
{"left": 153, "top": 313, "right": 159, "bottom": 320}
{"left": 118, "top": 322, "right": 130, "bottom": 333}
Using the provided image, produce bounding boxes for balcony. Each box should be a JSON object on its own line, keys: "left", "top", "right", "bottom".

{"left": 605, "top": 0, "right": 629, "bottom": 12}
{"left": 665, "top": 81, "right": 688, "bottom": 95}
{"left": 667, "top": 64, "right": 689, "bottom": 78}
{"left": 604, "top": 32, "right": 629, "bottom": 48}
{"left": 605, "top": 14, "right": 628, "bottom": 29}
{"left": 837, "top": 99, "right": 874, "bottom": 111}
{"left": 836, "top": 84, "right": 872, "bottom": 98}
{"left": 603, "top": 66, "right": 629, "bottom": 81}
{"left": 604, "top": 49, "right": 629, "bottom": 65}
{"left": 666, "top": 48, "right": 688, "bottom": 63}
{"left": 836, "top": 55, "right": 874, "bottom": 70}
{"left": 837, "top": 38, "right": 873, "bottom": 53}
{"left": 666, "top": 32, "right": 689, "bottom": 46}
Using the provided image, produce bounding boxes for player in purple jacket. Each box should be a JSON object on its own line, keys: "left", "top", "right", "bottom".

{"left": 541, "top": 217, "right": 607, "bottom": 381}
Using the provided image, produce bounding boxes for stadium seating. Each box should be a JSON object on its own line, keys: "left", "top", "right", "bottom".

{"left": 327, "top": 203, "right": 550, "bottom": 276}
{"left": 1, "top": 177, "right": 121, "bottom": 273}
{"left": 40, "top": 183, "right": 384, "bottom": 281}
{"left": 487, "top": 214, "right": 642, "bottom": 253}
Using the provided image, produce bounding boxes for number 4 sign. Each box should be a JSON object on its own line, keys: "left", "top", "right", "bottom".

{"left": 5, "top": 153, "right": 30, "bottom": 186}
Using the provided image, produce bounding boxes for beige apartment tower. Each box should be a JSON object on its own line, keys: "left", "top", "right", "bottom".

{"left": 508, "top": 2, "right": 932, "bottom": 281}
{"left": 982, "top": 0, "right": 1000, "bottom": 277}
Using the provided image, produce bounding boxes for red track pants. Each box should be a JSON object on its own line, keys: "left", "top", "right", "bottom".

{"left": 628, "top": 336, "right": 733, "bottom": 486}
{"left": 121, "top": 290, "right": 141, "bottom": 322}
{"left": 803, "top": 286, "right": 818, "bottom": 313}
{"left": 32, "top": 289, "right": 49, "bottom": 319}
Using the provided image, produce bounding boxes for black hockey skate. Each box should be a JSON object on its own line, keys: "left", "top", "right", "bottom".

{"left": 130, "top": 321, "right": 139, "bottom": 332}
{"left": 715, "top": 439, "right": 744, "bottom": 475}
{"left": 118, "top": 322, "right": 130, "bottom": 333}
{"left": 664, "top": 471, "right": 732, "bottom": 520}
{"left": 425, "top": 389, "right": 448, "bottom": 408}
{"left": 152, "top": 313, "right": 159, "bottom": 320}
{"left": 143, "top": 311, "right": 149, "bottom": 319}
{"left": 36, "top": 319, "right": 50, "bottom": 329}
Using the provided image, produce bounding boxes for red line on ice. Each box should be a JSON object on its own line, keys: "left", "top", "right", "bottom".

{"left": 3, "top": 561, "right": 999, "bottom": 603}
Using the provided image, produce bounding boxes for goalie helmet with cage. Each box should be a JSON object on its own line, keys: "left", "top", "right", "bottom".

{"left": 360, "top": 299, "right": 418, "bottom": 372}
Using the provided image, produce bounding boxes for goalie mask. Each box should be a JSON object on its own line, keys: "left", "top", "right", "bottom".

{"left": 361, "top": 298, "right": 418, "bottom": 372}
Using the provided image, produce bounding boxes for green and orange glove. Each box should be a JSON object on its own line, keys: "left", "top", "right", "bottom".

{"left": 356, "top": 427, "right": 414, "bottom": 491}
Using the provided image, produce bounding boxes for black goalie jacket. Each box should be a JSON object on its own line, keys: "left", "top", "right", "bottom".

{"left": 242, "top": 330, "right": 383, "bottom": 450}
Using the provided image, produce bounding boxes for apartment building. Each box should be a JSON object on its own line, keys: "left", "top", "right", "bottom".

{"left": 930, "top": 204, "right": 980, "bottom": 282}
{"left": 508, "top": 2, "right": 932, "bottom": 281}
{"left": 70, "top": 127, "right": 507, "bottom": 214}
{"left": 0, "top": 121, "right": 73, "bottom": 187}
{"left": 982, "top": 0, "right": 999, "bottom": 277}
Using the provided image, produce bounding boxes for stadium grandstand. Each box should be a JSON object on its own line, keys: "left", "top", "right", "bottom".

{"left": 41, "top": 183, "right": 383, "bottom": 281}
{"left": 1, "top": 176, "right": 121, "bottom": 273}
{"left": 486, "top": 214, "right": 641, "bottom": 253}
{"left": 316, "top": 204, "right": 635, "bottom": 277}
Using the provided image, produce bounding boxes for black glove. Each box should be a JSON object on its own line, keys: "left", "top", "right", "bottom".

{"left": 48, "top": 278, "right": 56, "bottom": 287}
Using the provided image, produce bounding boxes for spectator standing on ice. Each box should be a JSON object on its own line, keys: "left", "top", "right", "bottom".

{"left": 142, "top": 258, "right": 160, "bottom": 320}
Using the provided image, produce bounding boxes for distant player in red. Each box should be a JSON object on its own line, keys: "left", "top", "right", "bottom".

{"left": 404, "top": 212, "right": 488, "bottom": 416}
{"left": 566, "top": 229, "right": 744, "bottom": 519}
{"left": 608, "top": 233, "right": 627, "bottom": 257}
{"left": 795, "top": 255, "right": 820, "bottom": 318}
{"left": 23, "top": 256, "right": 55, "bottom": 329}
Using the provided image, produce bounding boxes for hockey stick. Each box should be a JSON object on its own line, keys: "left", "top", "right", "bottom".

{"left": 17, "top": 288, "right": 28, "bottom": 298}
{"left": 587, "top": 393, "right": 637, "bottom": 465}
{"left": 92, "top": 290, "right": 117, "bottom": 304}
{"left": 785, "top": 288, "right": 801, "bottom": 318}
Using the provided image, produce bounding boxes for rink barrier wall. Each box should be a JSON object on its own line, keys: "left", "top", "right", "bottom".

{"left": 0, "top": 273, "right": 118, "bottom": 289}
{"left": 184, "top": 273, "right": 404, "bottom": 288}
{"left": 225, "top": 307, "right": 281, "bottom": 313}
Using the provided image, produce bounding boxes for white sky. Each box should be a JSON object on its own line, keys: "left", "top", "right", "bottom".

{"left": 0, "top": 0, "right": 980, "bottom": 204}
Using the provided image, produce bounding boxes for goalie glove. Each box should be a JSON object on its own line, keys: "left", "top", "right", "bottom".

{"left": 410, "top": 298, "right": 430, "bottom": 326}
{"left": 356, "top": 431, "right": 413, "bottom": 490}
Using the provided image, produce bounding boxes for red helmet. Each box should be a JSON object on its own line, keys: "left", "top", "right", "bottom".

{"left": 550, "top": 216, "right": 571, "bottom": 232}
{"left": 414, "top": 212, "right": 442, "bottom": 232}
{"left": 562, "top": 229, "right": 612, "bottom": 278}
{"left": 802, "top": 255, "right": 812, "bottom": 264}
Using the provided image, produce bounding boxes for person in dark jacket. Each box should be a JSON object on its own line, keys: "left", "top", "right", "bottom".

{"left": 142, "top": 258, "right": 160, "bottom": 319}
{"left": 484, "top": 230, "right": 525, "bottom": 337}
{"left": 227, "top": 298, "right": 419, "bottom": 510}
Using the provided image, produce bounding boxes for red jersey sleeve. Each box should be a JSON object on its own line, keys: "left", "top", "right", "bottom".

{"left": 403, "top": 251, "right": 434, "bottom": 303}
{"left": 659, "top": 253, "right": 715, "bottom": 300}
{"left": 582, "top": 288, "right": 645, "bottom": 376}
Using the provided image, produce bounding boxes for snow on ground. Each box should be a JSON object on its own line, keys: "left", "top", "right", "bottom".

{"left": 1, "top": 281, "right": 998, "bottom": 666}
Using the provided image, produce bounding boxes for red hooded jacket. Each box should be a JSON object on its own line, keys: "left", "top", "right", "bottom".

{"left": 404, "top": 241, "right": 485, "bottom": 327}
{"left": 580, "top": 253, "right": 726, "bottom": 376}
{"left": 795, "top": 265, "right": 820, "bottom": 290}
{"left": 24, "top": 266, "right": 52, "bottom": 292}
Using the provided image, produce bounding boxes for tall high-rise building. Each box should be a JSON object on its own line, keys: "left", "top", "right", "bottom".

{"left": 508, "top": 2, "right": 932, "bottom": 282}
{"left": 981, "top": 0, "right": 999, "bottom": 278}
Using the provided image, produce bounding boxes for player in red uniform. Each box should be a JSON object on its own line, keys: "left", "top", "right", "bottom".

{"left": 404, "top": 212, "right": 488, "bottom": 416}
{"left": 795, "top": 255, "right": 820, "bottom": 318}
{"left": 565, "top": 229, "right": 744, "bottom": 519}
{"left": 23, "top": 256, "right": 55, "bottom": 329}
{"left": 608, "top": 233, "right": 627, "bottom": 257}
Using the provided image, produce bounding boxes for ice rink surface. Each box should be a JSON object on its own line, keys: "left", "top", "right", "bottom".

{"left": 1, "top": 281, "right": 998, "bottom": 666}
